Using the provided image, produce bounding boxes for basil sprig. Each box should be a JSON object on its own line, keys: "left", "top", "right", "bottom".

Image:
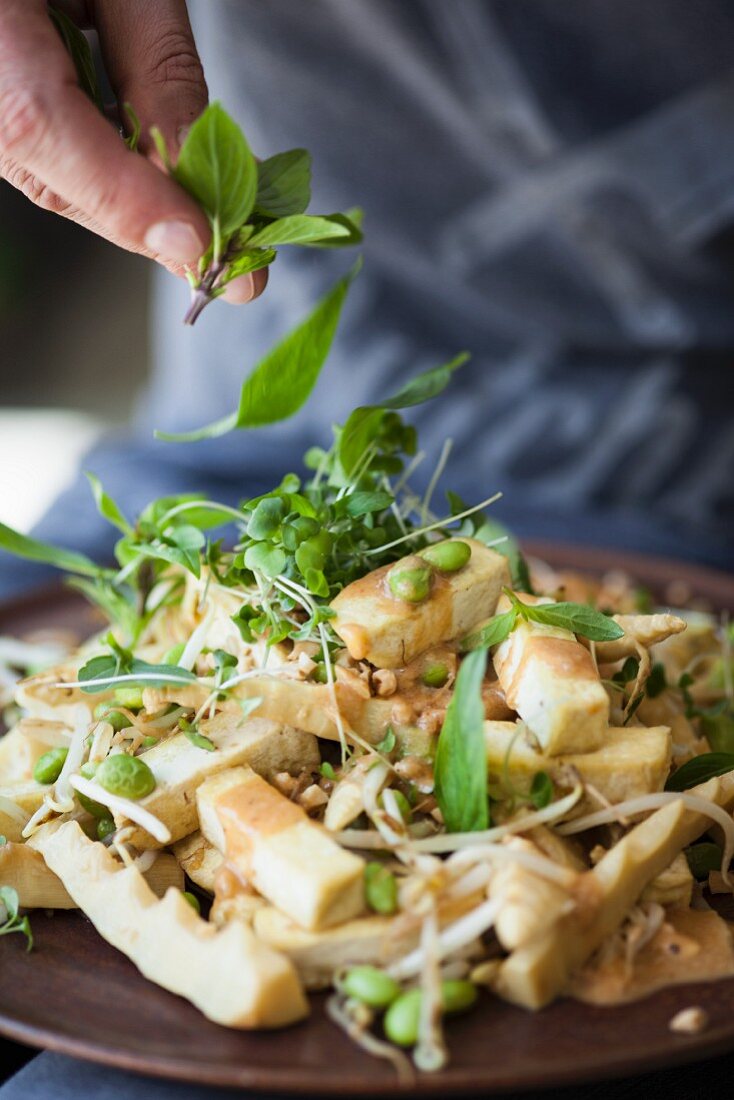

{"left": 435, "top": 649, "right": 489, "bottom": 833}
{"left": 151, "top": 102, "right": 362, "bottom": 323}
{"left": 461, "top": 589, "right": 624, "bottom": 652}
{"left": 665, "top": 752, "right": 734, "bottom": 792}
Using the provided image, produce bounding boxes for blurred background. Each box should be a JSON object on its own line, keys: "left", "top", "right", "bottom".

{"left": 0, "top": 145, "right": 150, "bottom": 532}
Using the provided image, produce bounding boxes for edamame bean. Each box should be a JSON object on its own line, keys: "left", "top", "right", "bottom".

{"left": 96, "top": 817, "right": 116, "bottom": 841}
{"left": 93, "top": 702, "right": 131, "bottom": 732}
{"left": 384, "top": 989, "right": 422, "bottom": 1047}
{"left": 342, "top": 966, "right": 401, "bottom": 1009}
{"left": 33, "top": 747, "right": 68, "bottom": 785}
{"left": 386, "top": 557, "right": 432, "bottom": 603}
{"left": 114, "top": 687, "right": 144, "bottom": 710}
{"left": 364, "top": 862, "right": 398, "bottom": 915}
{"left": 96, "top": 754, "right": 156, "bottom": 800}
{"left": 419, "top": 540, "right": 471, "bottom": 573}
{"left": 421, "top": 662, "right": 449, "bottom": 689}
{"left": 76, "top": 762, "right": 110, "bottom": 819}
{"left": 162, "top": 643, "right": 185, "bottom": 665}
{"left": 384, "top": 982, "right": 478, "bottom": 1047}
{"left": 182, "top": 891, "right": 201, "bottom": 914}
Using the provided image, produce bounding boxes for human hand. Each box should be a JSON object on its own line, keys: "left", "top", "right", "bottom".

{"left": 0, "top": 0, "right": 264, "bottom": 304}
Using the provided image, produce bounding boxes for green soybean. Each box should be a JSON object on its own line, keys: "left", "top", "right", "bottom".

{"left": 95, "top": 754, "right": 156, "bottom": 800}
{"left": 342, "top": 966, "right": 401, "bottom": 1009}
{"left": 33, "top": 747, "right": 68, "bottom": 785}
{"left": 162, "top": 643, "right": 185, "bottom": 665}
{"left": 387, "top": 558, "right": 432, "bottom": 604}
{"left": 419, "top": 540, "right": 471, "bottom": 573}
{"left": 93, "top": 702, "right": 131, "bottom": 732}
{"left": 96, "top": 817, "right": 116, "bottom": 841}
{"left": 364, "top": 861, "right": 398, "bottom": 915}
{"left": 384, "top": 989, "right": 422, "bottom": 1046}
{"left": 76, "top": 761, "right": 110, "bottom": 819}
{"left": 182, "top": 891, "right": 201, "bottom": 914}
{"left": 421, "top": 662, "right": 449, "bottom": 689}
{"left": 441, "top": 979, "right": 479, "bottom": 1014}
{"left": 113, "top": 687, "right": 144, "bottom": 711}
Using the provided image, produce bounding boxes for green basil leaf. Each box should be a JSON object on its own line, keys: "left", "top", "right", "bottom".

{"left": 173, "top": 103, "right": 258, "bottom": 238}
{"left": 305, "top": 209, "right": 364, "bottom": 248}
{"left": 222, "top": 248, "right": 277, "bottom": 280}
{"left": 522, "top": 601, "right": 625, "bottom": 642}
{"left": 339, "top": 352, "right": 469, "bottom": 476}
{"left": 156, "top": 262, "right": 360, "bottom": 443}
{"left": 247, "top": 214, "right": 352, "bottom": 248}
{"left": 49, "top": 8, "right": 103, "bottom": 109}
{"left": 255, "top": 149, "right": 311, "bottom": 217}
{"left": 66, "top": 577, "right": 141, "bottom": 643}
{"left": 180, "top": 720, "right": 216, "bottom": 752}
{"left": 665, "top": 752, "right": 734, "bottom": 792}
{"left": 460, "top": 609, "right": 517, "bottom": 653}
{"left": 78, "top": 656, "right": 197, "bottom": 693}
{"left": 85, "top": 473, "right": 133, "bottom": 536}
{"left": 435, "top": 649, "right": 489, "bottom": 833}
{"left": 0, "top": 522, "right": 102, "bottom": 578}
{"left": 686, "top": 842, "right": 723, "bottom": 880}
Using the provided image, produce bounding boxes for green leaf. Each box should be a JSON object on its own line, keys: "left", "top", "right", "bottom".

{"left": 173, "top": 103, "right": 258, "bottom": 241}
{"left": 0, "top": 886, "right": 19, "bottom": 923}
{"left": 701, "top": 709, "right": 734, "bottom": 754}
{"left": 247, "top": 214, "right": 352, "bottom": 248}
{"left": 468, "top": 515, "right": 533, "bottom": 593}
{"left": 645, "top": 662, "right": 668, "bottom": 699}
{"left": 529, "top": 771, "right": 553, "bottom": 809}
{"left": 0, "top": 521, "right": 102, "bottom": 578}
{"left": 231, "top": 605, "right": 259, "bottom": 643}
{"left": 520, "top": 599, "right": 625, "bottom": 642}
{"left": 255, "top": 149, "right": 311, "bottom": 217}
{"left": 0, "top": 885, "right": 33, "bottom": 950}
{"left": 305, "top": 209, "right": 364, "bottom": 249}
{"left": 344, "top": 491, "right": 394, "bottom": 517}
{"left": 85, "top": 473, "right": 133, "bottom": 536}
{"left": 66, "top": 577, "right": 141, "bottom": 643}
{"left": 243, "top": 543, "right": 286, "bottom": 578}
{"left": 123, "top": 103, "right": 141, "bottom": 152}
{"left": 339, "top": 352, "right": 469, "bottom": 476}
{"left": 156, "top": 262, "right": 360, "bottom": 443}
{"left": 247, "top": 497, "right": 286, "bottom": 540}
{"left": 376, "top": 727, "right": 396, "bottom": 754}
{"left": 686, "top": 842, "right": 723, "bottom": 880}
{"left": 665, "top": 752, "right": 734, "bottom": 792}
{"left": 320, "top": 761, "right": 336, "bottom": 781}
{"left": 179, "top": 720, "right": 216, "bottom": 752}
{"left": 221, "top": 248, "right": 277, "bottom": 281}
{"left": 460, "top": 609, "right": 517, "bottom": 653}
{"left": 434, "top": 649, "right": 489, "bottom": 833}
{"left": 77, "top": 655, "right": 197, "bottom": 694}
{"left": 49, "top": 8, "right": 102, "bottom": 109}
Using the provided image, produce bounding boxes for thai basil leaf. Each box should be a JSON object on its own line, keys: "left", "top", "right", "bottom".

{"left": 665, "top": 752, "right": 734, "bottom": 792}
{"left": 435, "top": 648, "right": 489, "bottom": 833}
{"left": 85, "top": 474, "right": 133, "bottom": 536}
{"left": 460, "top": 609, "right": 517, "bottom": 653}
{"left": 255, "top": 149, "right": 311, "bottom": 217}
{"left": 339, "top": 352, "right": 469, "bottom": 476}
{"left": 686, "top": 842, "right": 724, "bottom": 880}
{"left": 172, "top": 102, "right": 258, "bottom": 239}
{"left": 247, "top": 214, "right": 352, "bottom": 248}
{"left": 521, "top": 600, "right": 625, "bottom": 642}
{"left": 0, "top": 522, "right": 102, "bottom": 578}
{"left": 156, "top": 261, "right": 360, "bottom": 443}
{"left": 78, "top": 655, "right": 198, "bottom": 693}
{"left": 49, "top": 8, "right": 102, "bottom": 109}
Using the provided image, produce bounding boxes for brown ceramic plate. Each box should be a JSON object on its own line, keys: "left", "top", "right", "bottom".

{"left": 1, "top": 543, "right": 734, "bottom": 1096}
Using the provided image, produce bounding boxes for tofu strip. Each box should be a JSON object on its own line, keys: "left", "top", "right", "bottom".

{"left": 0, "top": 841, "right": 183, "bottom": 909}
{"left": 198, "top": 766, "right": 365, "bottom": 931}
{"left": 117, "top": 717, "right": 319, "bottom": 849}
{"left": 36, "top": 821, "right": 308, "bottom": 1029}
{"left": 331, "top": 538, "right": 509, "bottom": 668}
{"left": 485, "top": 721, "right": 671, "bottom": 815}
{"left": 496, "top": 771, "right": 734, "bottom": 1009}
{"left": 492, "top": 593, "right": 610, "bottom": 755}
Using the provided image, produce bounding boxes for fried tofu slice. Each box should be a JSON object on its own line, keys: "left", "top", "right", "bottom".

{"left": 0, "top": 841, "right": 183, "bottom": 909}
{"left": 0, "top": 724, "right": 59, "bottom": 785}
{"left": 485, "top": 721, "right": 671, "bottom": 815}
{"left": 331, "top": 538, "right": 509, "bottom": 668}
{"left": 492, "top": 593, "right": 609, "bottom": 755}
{"left": 197, "top": 766, "right": 365, "bottom": 931}
{"left": 495, "top": 771, "right": 734, "bottom": 1009}
{"left": 15, "top": 661, "right": 111, "bottom": 723}
{"left": 172, "top": 830, "right": 222, "bottom": 893}
{"left": 640, "top": 852, "right": 693, "bottom": 909}
{"left": 36, "top": 821, "right": 307, "bottom": 1028}
{"left": 116, "top": 716, "right": 319, "bottom": 849}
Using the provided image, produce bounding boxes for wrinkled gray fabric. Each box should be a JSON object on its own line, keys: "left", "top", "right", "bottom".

{"left": 2, "top": 0, "right": 734, "bottom": 599}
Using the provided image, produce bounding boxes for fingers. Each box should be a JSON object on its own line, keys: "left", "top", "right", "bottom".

{"left": 94, "top": 0, "right": 208, "bottom": 156}
{"left": 0, "top": 0, "right": 209, "bottom": 266}
{"left": 221, "top": 269, "right": 269, "bottom": 305}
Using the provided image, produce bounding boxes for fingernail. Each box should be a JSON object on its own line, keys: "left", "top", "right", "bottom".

{"left": 221, "top": 274, "right": 256, "bottom": 304}
{"left": 144, "top": 220, "right": 204, "bottom": 263}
